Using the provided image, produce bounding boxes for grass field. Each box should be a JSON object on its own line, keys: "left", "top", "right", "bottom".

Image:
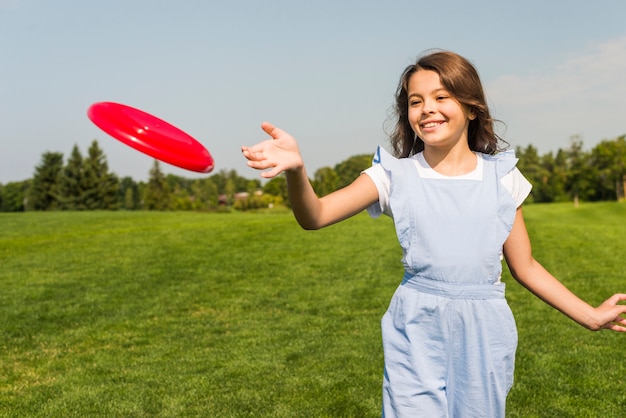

{"left": 0, "top": 202, "right": 625, "bottom": 417}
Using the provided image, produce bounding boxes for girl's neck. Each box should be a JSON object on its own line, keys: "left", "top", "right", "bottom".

{"left": 422, "top": 144, "right": 477, "bottom": 177}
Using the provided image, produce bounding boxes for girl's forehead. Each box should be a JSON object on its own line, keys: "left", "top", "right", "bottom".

{"left": 407, "top": 70, "right": 444, "bottom": 94}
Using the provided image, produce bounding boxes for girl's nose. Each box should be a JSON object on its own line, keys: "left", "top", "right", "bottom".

{"left": 422, "top": 99, "right": 435, "bottom": 114}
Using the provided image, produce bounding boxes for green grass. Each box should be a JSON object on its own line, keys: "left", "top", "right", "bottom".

{"left": 0, "top": 202, "right": 625, "bottom": 417}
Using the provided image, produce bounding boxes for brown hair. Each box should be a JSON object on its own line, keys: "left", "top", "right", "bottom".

{"left": 389, "top": 50, "right": 506, "bottom": 157}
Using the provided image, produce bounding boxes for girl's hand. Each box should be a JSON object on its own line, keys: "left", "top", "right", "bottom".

{"left": 241, "top": 122, "right": 304, "bottom": 179}
{"left": 591, "top": 294, "right": 626, "bottom": 332}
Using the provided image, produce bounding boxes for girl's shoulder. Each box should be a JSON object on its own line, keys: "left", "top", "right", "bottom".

{"left": 481, "top": 150, "right": 519, "bottom": 178}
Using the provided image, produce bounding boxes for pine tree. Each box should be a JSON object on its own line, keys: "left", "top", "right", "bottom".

{"left": 119, "top": 176, "right": 140, "bottom": 210}
{"left": 59, "top": 144, "right": 85, "bottom": 210}
{"left": 565, "top": 136, "right": 592, "bottom": 207}
{"left": 29, "top": 152, "right": 63, "bottom": 210}
{"left": 82, "top": 140, "right": 119, "bottom": 210}
{"left": 143, "top": 160, "right": 171, "bottom": 210}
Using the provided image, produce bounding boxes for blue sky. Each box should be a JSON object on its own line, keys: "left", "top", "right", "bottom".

{"left": 2, "top": 0, "right": 626, "bottom": 183}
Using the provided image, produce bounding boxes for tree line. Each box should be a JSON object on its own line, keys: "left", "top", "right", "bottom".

{"left": 0, "top": 140, "right": 372, "bottom": 212}
{"left": 515, "top": 135, "right": 626, "bottom": 204}
{"left": 1, "top": 134, "right": 624, "bottom": 212}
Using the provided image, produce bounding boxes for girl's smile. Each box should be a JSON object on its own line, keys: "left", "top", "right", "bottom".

{"left": 420, "top": 119, "right": 446, "bottom": 132}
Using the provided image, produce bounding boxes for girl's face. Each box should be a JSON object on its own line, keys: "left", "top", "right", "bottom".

{"left": 407, "top": 70, "right": 475, "bottom": 151}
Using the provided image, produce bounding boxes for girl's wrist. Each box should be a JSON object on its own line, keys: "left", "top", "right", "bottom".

{"left": 285, "top": 159, "right": 305, "bottom": 174}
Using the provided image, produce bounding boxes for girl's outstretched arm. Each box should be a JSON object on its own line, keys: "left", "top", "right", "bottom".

{"left": 503, "top": 208, "right": 626, "bottom": 332}
{"left": 242, "top": 122, "right": 379, "bottom": 230}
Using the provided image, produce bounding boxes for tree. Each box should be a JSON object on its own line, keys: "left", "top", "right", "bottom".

{"left": 263, "top": 176, "right": 288, "bottom": 207}
{"left": 190, "top": 178, "right": 219, "bottom": 210}
{"left": 215, "top": 169, "right": 260, "bottom": 194}
{"left": 542, "top": 150, "right": 568, "bottom": 202}
{"left": 334, "top": 154, "right": 373, "bottom": 189}
{"left": 170, "top": 184, "right": 194, "bottom": 210}
{"left": 59, "top": 144, "right": 85, "bottom": 210}
{"left": 82, "top": 140, "right": 119, "bottom": 210}
{"left": 516, "top": 145, "right": 546, "bottom": 203}
{"left": 0, "top": 180, "right": 31, "bottom": 212}
{"left": 29, "top": 152, "right": 63, "bottom": 210}
{"left": 565, "top": 136, "right": 593, "bottom": 206}
{"left": 143, "top": 160, "right": 171, "bottom": 210}
{"left": 312, "top": 166, "right": 339, "bottom": 197}
{"left": 224, "top": 177, "right": 236, "bottom": 206}
{"left": 119, "top": 176, "right": 140, "bottom": 210}
{"left": 589, "top": 135, "right": 626, "bottom": 201}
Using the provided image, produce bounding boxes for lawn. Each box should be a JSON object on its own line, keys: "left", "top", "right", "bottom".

{"left": 0, "top": 202, "right": 624, "bottom": 417}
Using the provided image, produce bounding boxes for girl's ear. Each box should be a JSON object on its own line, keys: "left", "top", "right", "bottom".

{"left": 468, "top": 108, "right": 477, "bottom": 120}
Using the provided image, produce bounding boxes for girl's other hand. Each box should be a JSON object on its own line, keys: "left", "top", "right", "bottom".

{"left": 241, "top": 122, "right": 304, "bottom": 179}
{"left": 592, "top": 293, "right": 626, "bottom": 332}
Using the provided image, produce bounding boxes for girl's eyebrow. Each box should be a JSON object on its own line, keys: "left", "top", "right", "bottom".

{"left": 408, "top": 88, "right": 448, "bottom": 98}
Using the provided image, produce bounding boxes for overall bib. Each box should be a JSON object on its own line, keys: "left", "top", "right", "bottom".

{"left": 374, "top": 147, "right": 519, "bottom": 418}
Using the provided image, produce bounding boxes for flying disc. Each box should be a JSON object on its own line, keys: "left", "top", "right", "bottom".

{"left": 87, "top": 102, "right": 214, "bottom": 173}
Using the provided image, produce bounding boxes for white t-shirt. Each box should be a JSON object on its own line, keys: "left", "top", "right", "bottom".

{"left": 363, "top": 151, "right": 532, "bottom": 218}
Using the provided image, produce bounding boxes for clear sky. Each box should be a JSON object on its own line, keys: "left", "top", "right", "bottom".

{"left": 2, "top": 0, "right": 626, "bottom": 183}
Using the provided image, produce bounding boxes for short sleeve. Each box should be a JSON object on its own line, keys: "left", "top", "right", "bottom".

{"left": 362, "top": 147, "right": 393, "bottom": 218}
{"left": 362, "top": 164, "right": 391, "bottom": 218}
{"left": 501, "top": 168, "right": 532, "bottom": 207}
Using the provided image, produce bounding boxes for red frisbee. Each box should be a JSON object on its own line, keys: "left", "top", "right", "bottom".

{"left": 87, "top": 102, "right": 214, "bottom": 173}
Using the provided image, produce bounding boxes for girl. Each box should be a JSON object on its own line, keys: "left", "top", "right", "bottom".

{"left": 241, "top": 50, "right": 626, "bottom": 417}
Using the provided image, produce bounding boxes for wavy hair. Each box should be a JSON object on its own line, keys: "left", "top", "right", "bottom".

{"left": 389, "top": 50, "right": 506, "bottom": 157}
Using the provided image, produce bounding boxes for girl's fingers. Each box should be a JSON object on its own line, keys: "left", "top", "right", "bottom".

{"left": 261, "top": 121, "right": 279, "bottom": 139}
{"left": 261, "top": 166, "right": 283, "bottom": 179}
{"left": 606, "top": 322, "right": 626, "bottom": 332}
{"left": 246, "top": 157, "right": 276, "bottom": 170}
{"left": 242, "top": 143, "right": 267, "bottom": 157}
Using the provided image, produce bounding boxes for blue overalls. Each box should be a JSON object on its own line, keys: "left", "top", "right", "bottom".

{"left": 372, "top": 147, "right": 519, "bottom": 417}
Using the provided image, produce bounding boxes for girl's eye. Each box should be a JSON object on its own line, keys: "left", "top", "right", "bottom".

{"left": 410, "top": 100, "right": 422, "bottom": 106}
{"left": 436, "top": 95, "right": 448, "bottom": 101}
